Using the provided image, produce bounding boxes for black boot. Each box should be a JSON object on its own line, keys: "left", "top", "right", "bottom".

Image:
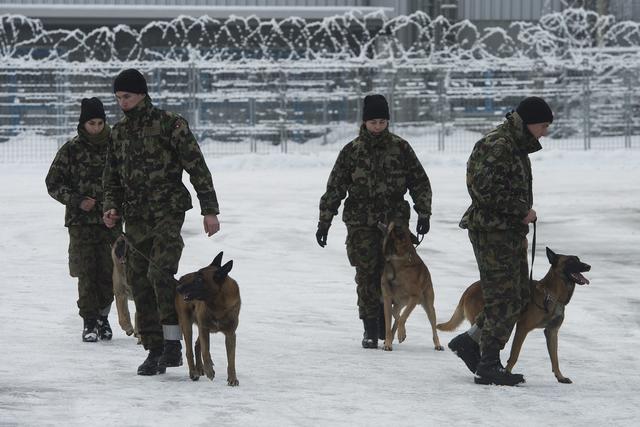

{"left": 158, "top": 340, "right": 183, "bottom": 369}
{"left": 361, "top": 318, "right": 378, "bottom": 349}
{"left": 82, "top": 318, "right": 98, "bottom": 343}
{"left": 97, "top": 315, "right": 113, "bottom": 341}
{"left": 448, "top": 332, "right": 480, "bottom": 374}
{"left": 137, "top": 348, "right": 163, "bottom": 376}
{"left": 474, "top": 348, "right": 525, "bottom": 386}
{"left": 377, "top": 304, "right": 386, "bottom": 340}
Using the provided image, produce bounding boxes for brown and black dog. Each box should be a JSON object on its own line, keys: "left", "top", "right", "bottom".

{"left": 437, "top": 247, "right": 591, "bottom": 383}
{"left": 378, "top": 222, "right": 444, "bottom": 352}
{"left": 111, "top": 235, "right": 137, "bottom": 339}
{"left": 175, "top": 252, "right": 241, "bottom": 386}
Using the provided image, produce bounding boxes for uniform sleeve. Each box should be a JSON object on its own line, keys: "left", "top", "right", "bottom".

{"left": 469, "top": 141, "right": 529, "bottom": 218}
{"left": 45, "top": 144, "right": 83, "bottom": 209}
{"left": 172, "top": 118, "right": 219, "bottom": 216}
{"left": 403, "top": 142, "right": 432, "bottom": 216}
{"left": 102, "top": 136, "right": 124, "bottom": 213}
{"left": 318, "top": 145, "right": 351, "bottom": 224}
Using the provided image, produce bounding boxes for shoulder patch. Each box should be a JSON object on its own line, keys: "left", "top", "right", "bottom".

{"left": 489, "top": 142, "right": 508, "bottom": 158}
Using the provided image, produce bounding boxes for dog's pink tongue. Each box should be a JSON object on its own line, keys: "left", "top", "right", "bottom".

{"left": 572, "top": 272, "right": 590, "bottom": 285}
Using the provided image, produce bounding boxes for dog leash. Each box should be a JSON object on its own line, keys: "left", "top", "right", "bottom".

{"left": 529, "top": 220, "right": 551, "bottom": 313}
{"left": 119, "top": 232, "right": 181, "bottom": 287}
{"left": 529, "top": 220, "right": 536, "bottom": 286}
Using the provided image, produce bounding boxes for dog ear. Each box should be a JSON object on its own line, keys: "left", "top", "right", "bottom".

{"left": 213, "top": 260, "right": 233, "bottom": 283}
{"left": 211, "top": 251, "right": 223, "bottom": 268}
{"left": 546, "top": 247, "right": 558, "bottom": 266}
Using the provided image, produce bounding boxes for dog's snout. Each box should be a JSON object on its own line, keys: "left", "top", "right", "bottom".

{"left": 583, "top": 263, "right": 591, "bottom": 272}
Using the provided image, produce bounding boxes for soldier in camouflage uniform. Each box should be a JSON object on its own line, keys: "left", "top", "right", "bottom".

{"left": 448, "top": 96, "right": 553, "bottom": 386}
{"left": 316, "top": 94, "right": 432, "bottom": 349}
{"left": 46, "top": 97, "right": 120, "bottom": 343}
{"left": 102, "top": 69, "right": 220, "bottom": 376}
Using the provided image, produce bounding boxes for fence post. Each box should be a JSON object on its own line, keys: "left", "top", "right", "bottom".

{"left": 323, "top": 74, "right": 329, "bottom": 146}
{"left": 55, "top": 70, "right": 67, "bottom": 148}
{"left": 249, "top": 96, "right": 256, "bottom": 153}
{"left": 279, "top": 70, "right": 287, "bottom": 153}
{"left": 437, "top": 71, "right": 446, "bottom": 151}
{"left": 624, "top": 69, "right": 632, "bottom": 149}
{"left": 188, "top": 61, "right": 198, "bottom": 132}
{"left": 389, "top": 69, "right": 396, "bottom": 133}
{"left": 582, "top": 58, "right": 591, "bottom": 150}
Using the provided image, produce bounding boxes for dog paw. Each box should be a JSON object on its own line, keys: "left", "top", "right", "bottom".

{"left": 557, "top": 377, "right": 572, "bottom": 384}
{"left": 190, "top": 374, "right": 200, "bottom": 381}
{"left": 204, "top": 366, "right": 216, "bottom": 381}
{"left": 397, "top": 330, "right": 406, "bottom": 343}
{"left": 383, "top": 344, "right": 393, "bottom": 351}
{"left": 227, "top": 378, "right": 239, "bottom": 386}
{"left": 434, "top": 345, "right": 444, "bottom": 351}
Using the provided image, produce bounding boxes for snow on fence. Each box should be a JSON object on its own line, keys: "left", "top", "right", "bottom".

{"left": 1, "top": 8, "right": 640, "bottom": 161}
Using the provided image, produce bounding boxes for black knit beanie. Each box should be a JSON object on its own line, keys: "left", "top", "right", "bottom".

{"left": 362, "top": 94, "right": 390, "bottom": 121}
{"left": 113, "top": 68, "right": 148, "bottom": 94}
{"left": 78, "top": 97, "right": 106, "bottom": 125}
{"left": 516, "top": 96, "right": 553, "bottom": 124}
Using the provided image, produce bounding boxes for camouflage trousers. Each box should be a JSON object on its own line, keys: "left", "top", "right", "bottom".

{"left": 125, "top": 213, "right": 185, "bottom": 350}
{"left": 68, "top": 224, "right": 119, "bottom": 320}
{"left": 468, "top": 230, "right": 530, "bottom": 354}
{"left": 346, "top": 224, "right": 398, "bottom": 320}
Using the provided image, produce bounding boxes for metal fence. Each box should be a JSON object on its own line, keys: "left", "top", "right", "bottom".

{"left": 1, "top": 61, "right": 639, "bottom": 162}
{"left": 2, "top": 9, "right": 640, "bottom": 161}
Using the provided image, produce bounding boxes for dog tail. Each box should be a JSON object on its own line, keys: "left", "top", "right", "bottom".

{"left": 436, "top": 294, "right": 465, "bottom": 332}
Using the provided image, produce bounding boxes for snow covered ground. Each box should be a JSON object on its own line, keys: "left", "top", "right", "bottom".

{"left": 1, "top": 141, "right": 639, "bottom": 426}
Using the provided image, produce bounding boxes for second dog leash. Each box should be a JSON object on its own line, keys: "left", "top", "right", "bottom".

{"left": 529, "top": 219, "right": 537, "bottom": 285}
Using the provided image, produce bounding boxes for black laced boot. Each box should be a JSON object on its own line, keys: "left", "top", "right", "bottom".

{"left": 361, "top": 318, "right": 378, "bottom": 349}
{"left": 137, "top": 348, "right": 164, "bottom": 376}
{"left": 158, "top": 340, "right": 183, "bottom": 369}
{"left": 474, "top": 348, "right": 525, "bottom": 386}
{"left": 448, "top": 332, "right": 481, "bottom": 374}
{"left": 82, "top": 318, "right": 98, "bottom": 343}
{"left": 97, "top": 316, "right": 113, "bottom": 341}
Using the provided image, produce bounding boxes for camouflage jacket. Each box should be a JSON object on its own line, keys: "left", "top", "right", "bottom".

{"left": 103, "top": 96, "right": 219, "bottom": 220}
{"left": 459, "top": 112, "right": 542, "bottom": 233}
{"left": 319, "top": 125, "right": 432, "bottom": 227}
{"left": 46, "top": 125, "right": 111, "bottom": 227}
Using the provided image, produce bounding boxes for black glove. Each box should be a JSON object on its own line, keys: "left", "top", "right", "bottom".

{"left": 316, "top": 222, "right": 330, "bottom": 248}
{"left": 416, "top": 215, "right": 430, "bottom": 236}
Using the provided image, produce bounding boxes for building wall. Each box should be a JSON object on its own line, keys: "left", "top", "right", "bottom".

{"left": 0, "top": 0, "right": 399, "bottom": 26}
{"left": 457, "top": 0, "right": 565, "bottom": 21}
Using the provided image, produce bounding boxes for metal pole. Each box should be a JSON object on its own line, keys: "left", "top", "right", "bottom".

{"left": 323, "top": 79, "right": 329, "bottom": 146}
{"left": 280, "top": 70, "right": 287, "bottom": 154}
{"left": 438, "top": 72, "right": 445, "bottom": 152}
{"left": 189, "top": 61, "right": 198, "bottom": 132}
{"left": 583, "top": 59, "right": 591, "bottom": 150}
{"left": 624, "top": 69, "right": 632, "bottom": 149}
{"left": 249, "top": 96, "right": 256, "bottom": 153}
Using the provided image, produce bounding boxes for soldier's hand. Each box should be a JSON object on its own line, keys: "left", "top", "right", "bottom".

{"left": 522, "top": 209, "right": 537, "bottom": 225}
{"left": 204, "top": 214, "right": 220, "bottom": 237}
{"left": 79, "top": 197, "right": 96, "bottom": 212}
{"left": 103, "top": 209, "right": 120, "bottom": 228}
{"left": 417, "top": 215, "right": 430, "bottom": 236}
{"left": 316, "top": 221, "right": 330, "bottom": 248}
